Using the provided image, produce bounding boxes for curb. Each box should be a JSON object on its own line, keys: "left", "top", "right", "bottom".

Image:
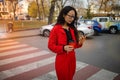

{"left": 0, "top": 28, "right": 40, "bottom": 40}
{"left": 0, "top": 34, "right": 40, "bottom": 40}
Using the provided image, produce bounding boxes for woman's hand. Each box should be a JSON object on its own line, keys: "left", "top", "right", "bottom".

{"left": 78, "top": 35, "right": 86, "bottom": 45}
{"left": 64, "top": 45, "right": 74, "bottom": 53}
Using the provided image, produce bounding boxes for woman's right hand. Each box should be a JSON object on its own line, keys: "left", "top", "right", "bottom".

{"left": 64, "top": 45, "right": 74, "bottom": 52}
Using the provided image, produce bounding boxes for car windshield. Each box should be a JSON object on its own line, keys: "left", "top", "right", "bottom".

{"left": 84, "top": 21, "right": 93, "bottom": 25}
{"left": 79, "top": 20, "right": 94, "bottom": 25}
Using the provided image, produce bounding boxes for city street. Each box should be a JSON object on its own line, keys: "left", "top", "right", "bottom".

{"left": 0, "top": 29, "right": 120, "bottom": 80}
{"left": 0, "top": 0, "right": 120, "bottom": 79}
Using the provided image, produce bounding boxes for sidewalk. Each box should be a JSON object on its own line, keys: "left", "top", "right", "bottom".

{"left": 0, "top": 29, "right": 40, "bottom": 40}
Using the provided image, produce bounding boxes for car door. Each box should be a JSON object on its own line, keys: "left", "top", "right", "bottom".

{"left": 98, "top": 18, "right": 108, "bottom": 30}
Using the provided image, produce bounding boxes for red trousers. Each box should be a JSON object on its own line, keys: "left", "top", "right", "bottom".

{"left": 55, "top": 52, "right": 76, "bottom": 80}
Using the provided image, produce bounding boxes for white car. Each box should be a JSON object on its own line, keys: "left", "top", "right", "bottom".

{"left": 39, "top": 23, "right": 55, "bottom": 37}
{"left": 39, "top": 22, "right": 94, "bottom": 37}
{"left": 77, "top": 22, "right": 94, "bottom": 37}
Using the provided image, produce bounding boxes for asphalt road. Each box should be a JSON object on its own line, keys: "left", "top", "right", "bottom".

{"left": 13, "top": 32, "right": 120, "bottom": 74}
{"left": 75, "top": 33, "right": 120, "bottom": 74}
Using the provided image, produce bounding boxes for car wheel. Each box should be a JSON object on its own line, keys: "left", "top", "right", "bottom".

{"left": 43, "top": 30, "right": 50, "bottom": 37}
{"left": 109, "top": 27, "right": 117, "bottom": 34}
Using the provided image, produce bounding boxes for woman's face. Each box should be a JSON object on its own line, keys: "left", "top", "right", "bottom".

{"left": 64, "top": 10, "right": 75, "bottom": 24}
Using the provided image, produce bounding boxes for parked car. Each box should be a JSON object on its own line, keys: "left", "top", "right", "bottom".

{"left": 78, "top": 19, "right": 102, "bottom": 35}
{"left": 39, "top": 23, "right": 55, "bottom": 37}
{"left": 92, "top": 17, "right": 120, "bottom": 34}
{"left": 39, "top": 22, "right": 94, "bottom": 37}
{"left": 77, "top": 22, "right": 94, "bottom": 37}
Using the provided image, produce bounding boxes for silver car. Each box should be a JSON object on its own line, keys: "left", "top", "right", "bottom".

{"left": 39, "top": 22, "right": 94, "bottom": 37}
{"left": 39, "top": 23, "right": 55, "bottom": 37}
{"left": 77, "top": 22, "right": 94, "bottom": 37}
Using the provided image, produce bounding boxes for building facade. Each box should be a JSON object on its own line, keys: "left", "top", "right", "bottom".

{"left": 0, "top": 0, "right": 11, "bottom": 19}
{"left": 0, "top": 0, "right": 20, "bottom": 20}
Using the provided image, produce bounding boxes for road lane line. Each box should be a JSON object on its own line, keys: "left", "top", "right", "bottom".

{"left": 33, "top": 61, "right": 89, "bottom": 80}
{"left": 76, "top": 61, "right": 89, "bottom": 71}
{"left": 73, "top": 65, "right": 101, "bottom": 80}
{"left": 0, "top": 56, "right": 55, "bottom": 80}
{"left": 87, "top": 69, "right": 118, "bottom": 80}
{"left": 34, "top": 61, "right": 119, "bottom": 80}
{"left": 0, "top": 45, "right": 30, "bottom": 53}
{"left": 0, "top": 44, "right": 28, "bottom": 51}
{"left": 0, "top": 40, "right": 14, "bottom": 43}
{"left": 4, "top": 63, "right": 55, "bottom": 80}
{"left": 0, "top": 48, "right": 41, "bottom": 60}
{"left": 0, "top": 47, "right": 38, "bottom": 57}
{"left": 0, "top": 42, "right": 20, "bottom": 47}
{"left": 0, "top": 53, "right": 54, "bottom": 72}
{"left": 0, "top": 50, "right": 50, "bottom": 66}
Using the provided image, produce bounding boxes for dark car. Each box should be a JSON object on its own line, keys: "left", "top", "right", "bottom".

{"left": 78, "top": 19, "right": 102, "bottom": 35}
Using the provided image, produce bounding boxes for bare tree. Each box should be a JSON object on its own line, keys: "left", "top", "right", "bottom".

{"left": 99, "top": 0, "right": 103, "bottom": 12}
{"left": 41, "top": 0, "right": 46, "bottom": 19}
{"left": 99, "top": 0, "right": 115, "bottom": 12}
{"left": 86, "top": 0, "right": 93, "bottom": 19}
{"left": 112, "top": 3, "right": 120, "bottom": 17}
{"left": 48, "top": 0, "right": 56, "bottom": 24}
{"left": 71, "top": 0, "right": 77, "bottom": 7}
{"left": 56, "top": 0, "right": 69, "bottom": 12}
{"left": 36, "top": 0, "right": 41, "bottom": 20}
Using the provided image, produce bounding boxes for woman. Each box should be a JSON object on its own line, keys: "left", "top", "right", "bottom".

{"left": 48, "top": 6, "right": 86, "bottom": 80}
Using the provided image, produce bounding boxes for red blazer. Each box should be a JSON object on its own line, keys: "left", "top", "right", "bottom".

{"left": 48, "top": 24, "right": 82, "bottom": 55}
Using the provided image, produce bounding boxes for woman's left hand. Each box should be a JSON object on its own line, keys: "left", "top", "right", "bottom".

{"left": 78, "top": 35, "right": 86, "bottom": 45}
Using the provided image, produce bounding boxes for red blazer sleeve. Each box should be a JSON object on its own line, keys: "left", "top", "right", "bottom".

{"left": 48, "top": 27, "right": 65, "bottom": 54}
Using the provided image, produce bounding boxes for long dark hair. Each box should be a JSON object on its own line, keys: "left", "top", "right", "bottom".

{"left": 56, "top": 6, "right": 79, "bottom": 43}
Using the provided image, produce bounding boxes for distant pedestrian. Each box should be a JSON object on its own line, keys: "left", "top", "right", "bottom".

{"left": 48, "top": 6, "right": 86, "bottom": 80}
{"left": 7, "top": 21, "right": 14, "bottom": 32}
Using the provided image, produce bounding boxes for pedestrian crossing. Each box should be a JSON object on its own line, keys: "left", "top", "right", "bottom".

{"left": 0, "top": 24, "right": 7, "bottom": 39}
{"left": 0, "top": 40, "right": 119, "bottom": 80}
{"left": 0, "top": 24, "right": 7, "bottom": 33}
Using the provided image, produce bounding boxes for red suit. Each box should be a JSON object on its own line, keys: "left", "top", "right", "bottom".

{"left": 48, "top": 24, "right": 82, "bottom": 80}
